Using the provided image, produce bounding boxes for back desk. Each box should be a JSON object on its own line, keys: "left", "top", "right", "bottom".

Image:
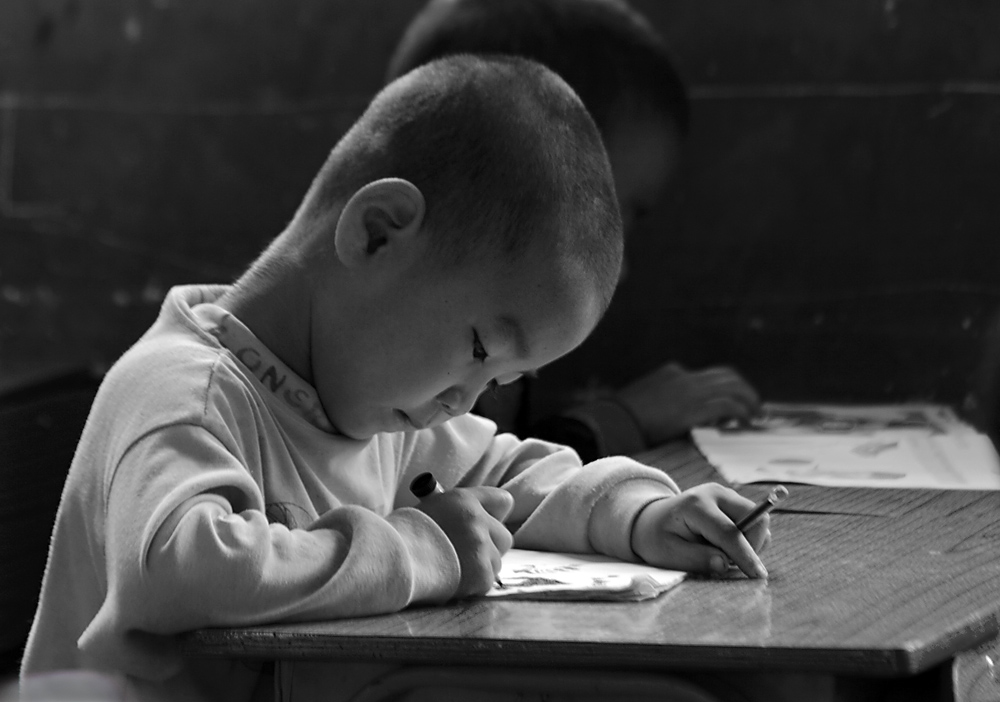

{"left": 180, "top": 442, "right": 1000, "bottom": 683}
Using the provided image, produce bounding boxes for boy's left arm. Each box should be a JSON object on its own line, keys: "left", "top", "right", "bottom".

{"left": 493, "top": 444, "right": 770, "bottom": 578}
{"left": 629, "top": 483, "right": 770, "bottom": 579}
{"left": 511, "top": 454, "right": 681, "bottom": 562}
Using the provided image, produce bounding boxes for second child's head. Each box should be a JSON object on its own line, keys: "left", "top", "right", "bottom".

{"left": 387, "top": 0, "right": 689, "bottom": 236}
{"left": 254, "top": 55, "right": 622, "bottom": 439}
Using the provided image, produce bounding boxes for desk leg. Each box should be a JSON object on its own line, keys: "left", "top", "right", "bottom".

{"left": 953, "top": 633, "right": 1000, "bottom": 702}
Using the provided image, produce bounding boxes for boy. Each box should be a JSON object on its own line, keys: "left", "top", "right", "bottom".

{"left": 21, "top": 56, "right": 768, "bottom": 702}
{"left": 387, "top": 0, "right": 762, "bottom": 460}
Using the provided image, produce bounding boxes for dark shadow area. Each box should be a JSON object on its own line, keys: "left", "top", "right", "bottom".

{"left": 0, "top": 368, "right": 100, "bottom": 677}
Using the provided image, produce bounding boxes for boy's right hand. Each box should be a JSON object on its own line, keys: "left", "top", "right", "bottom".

{"left": 415, "top": 486, "right": 514, "bottom": 598}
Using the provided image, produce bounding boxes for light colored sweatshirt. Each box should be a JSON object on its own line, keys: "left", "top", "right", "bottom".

{"left": 21, "top": 285, "right": 679, "bottom": 702}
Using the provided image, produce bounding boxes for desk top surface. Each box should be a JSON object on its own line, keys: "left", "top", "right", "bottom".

{"left": 181, "top": 443, "right": 1000, "bottom": 676}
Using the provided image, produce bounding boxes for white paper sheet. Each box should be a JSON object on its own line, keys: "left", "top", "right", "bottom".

{"left": 485, "top": 549, "right": 685, "bottom": 601}
{"left": 692, "top": 403, "right": 1000, "bottom": 490}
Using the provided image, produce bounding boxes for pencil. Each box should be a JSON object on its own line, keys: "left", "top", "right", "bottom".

{"left": 409, "top": 471, "right": 445, "bottom": 498}
{"left": 735, "top": 485, "right": 789, "bottom": 532}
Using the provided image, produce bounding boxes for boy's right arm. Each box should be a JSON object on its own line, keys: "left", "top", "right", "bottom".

{"left": 411, "top": 486, "right": 514, "bottom": 598}
{"left": 93, "top": 424, "right": 463, "bottom": 643}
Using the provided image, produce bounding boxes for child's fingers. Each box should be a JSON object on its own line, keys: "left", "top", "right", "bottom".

{"left": 694, "top": 396, "right": 755, "bottom": 427}
{"left": 633, "top": 490, "right": 768, "bottom": 578}
{"left": 462, "top": 486, "right": 514, "bottom": 555}
{"left": 489, "top": 516, "right": 514, "bottom": 555}
{"left": 466, "top": 486, "right": 515, "bottom": 523}
{"left": 637, "top": 532, "right": 723, "bottom": 575}
{"left": 714, "top": 488, "right": 773, "bottom": 553}
{"left": 633, "top": 484, "right": 774, "bottom": 578}
{"left": 697, "top": 367, "right": 761, "bottom": 407}
{"left": 687, "top": 503, "right": 769, "bottom": 579}
{"left": 710, "top": 486, "right": 774, "bottom": 542}
{"left": 739, "top": 516, "right": 771, "bottom": 553}
{"left": 724, "top": 376, "right": 761, "bottom": 411}
{"left": 639, "top": 532, "right": 758, "bottom": 579}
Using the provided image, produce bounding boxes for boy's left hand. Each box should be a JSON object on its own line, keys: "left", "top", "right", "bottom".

{"left": 631, "top": 483, "right": 771, "bottom": 579}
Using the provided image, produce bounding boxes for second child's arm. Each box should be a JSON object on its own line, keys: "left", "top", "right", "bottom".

{"left": 616, "top": 362, "right": 761, "bottom": 444}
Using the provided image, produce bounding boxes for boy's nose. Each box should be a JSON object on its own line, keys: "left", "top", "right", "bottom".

{"left": 436, "top": 386, "right": 477, "bottom": 417}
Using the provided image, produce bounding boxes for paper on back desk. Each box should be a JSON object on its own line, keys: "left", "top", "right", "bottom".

{"left": 692, "top": 402, "right": 1000, "bottom": 491}
{"left": 485, "top": 548, "right": 685, "bottom": 602}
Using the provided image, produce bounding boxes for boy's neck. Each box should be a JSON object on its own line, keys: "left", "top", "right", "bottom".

{"left": 215, "top": 258, "right": 316, "bottom": 387}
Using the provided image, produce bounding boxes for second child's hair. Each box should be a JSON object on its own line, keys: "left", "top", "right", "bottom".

{"left": 386, "top": 0, "right": 689, "bottom": 141}
{"left": 299, "top": 54, "right": 622, "bottom": 309}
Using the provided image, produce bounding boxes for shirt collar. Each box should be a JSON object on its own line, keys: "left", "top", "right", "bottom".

{"left": 193, "top": 303, "right": 336, "bottom": 433}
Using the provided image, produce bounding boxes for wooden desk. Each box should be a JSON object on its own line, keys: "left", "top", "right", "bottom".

{"left": 180, "top": 443, "right": 1000, "bottom": 679}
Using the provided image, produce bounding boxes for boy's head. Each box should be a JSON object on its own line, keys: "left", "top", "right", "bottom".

{"left": 270, "top": 55, "right": 622, "bottom": 439}
{"left": 386, "top": 0, "right": 688, "bottom": 235}
{"left": 298, "top": 53, "right": 621, "bottom": 294}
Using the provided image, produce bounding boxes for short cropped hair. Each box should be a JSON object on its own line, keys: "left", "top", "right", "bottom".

{"left": 386, "top": 0, "right": 689, "bottom": 140}
{"left": 301, "top": 54, "right": 622, "bottom": 309}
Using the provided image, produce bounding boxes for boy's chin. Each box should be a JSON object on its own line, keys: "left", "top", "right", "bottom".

{"left": 328, "top": 417, "right": 377, "bottom": 441}
{"left": 330, "top": 409, "right": 439, "bottom": 440}
{"left": 334, "top": 417, "right": 404, "bottom": 441}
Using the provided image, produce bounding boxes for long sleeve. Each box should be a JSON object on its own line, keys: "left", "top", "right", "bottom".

{"left": 23, "top": 285, "right": 684, "bottom": 695}
{"left": 79, "top": 424, "right": 460, "bottom": 677}
{"left": 400, "top": 414, "right": 679, "bottom": 563}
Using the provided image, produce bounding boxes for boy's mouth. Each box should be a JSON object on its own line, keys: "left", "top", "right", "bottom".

{"left": 395, "top": 409, "right": 424, "bottom": 430}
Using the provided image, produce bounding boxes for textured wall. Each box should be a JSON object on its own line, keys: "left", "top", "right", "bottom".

{"left": 0, "top": 0, "right": 424, "bottom": 389}
{"left": 2, "top": 0, "right": 999, "bottom": 420}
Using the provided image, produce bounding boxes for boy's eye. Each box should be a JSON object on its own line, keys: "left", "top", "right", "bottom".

{"left": 472, "top": 329, "right": 488, "bottom": 363}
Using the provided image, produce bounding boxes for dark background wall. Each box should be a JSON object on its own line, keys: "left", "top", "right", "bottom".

{"left": 2, "top": 1, "right": 999, "bottom": 425}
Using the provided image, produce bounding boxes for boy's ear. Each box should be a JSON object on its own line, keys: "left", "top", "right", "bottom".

{"left": 334, "top": 178, "right": 426, "bottom": 268}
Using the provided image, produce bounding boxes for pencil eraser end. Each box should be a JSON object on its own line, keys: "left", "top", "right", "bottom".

{"left": 410, "top": 472, "right": 438, "bottom": 498}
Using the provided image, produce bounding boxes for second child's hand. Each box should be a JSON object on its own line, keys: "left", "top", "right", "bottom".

{"left": 630, "top": 483, "right": 772, "bottom": 579}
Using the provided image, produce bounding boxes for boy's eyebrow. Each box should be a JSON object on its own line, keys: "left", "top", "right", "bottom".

{"left": 496, "top": 314, "right": 530, "bottom": 359}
